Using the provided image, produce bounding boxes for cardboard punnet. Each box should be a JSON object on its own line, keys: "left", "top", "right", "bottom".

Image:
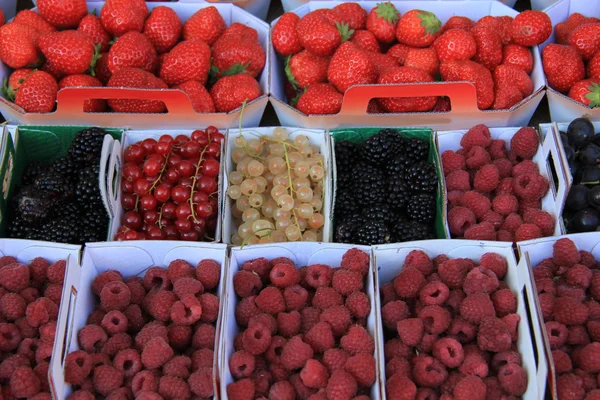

{"left": 107, "top": 129, "right": 225, "bottom": 243}
{"left": 516, "top": 232, "right": 600, "bottom": 400}
{"left": 436, "top": 126, "right": 569, "bottom": 238}
{"left": 280, "top": 0, "right": 518, "bottom": 13}
{"left": 50, "top": 240, "right": 228, "bottom": 400}
{"left": 541, "top": 0, "right": 600, "bottom": 122}
{"left": 0, "top": 2, "right": 269, "bottom": 129}
{"left": 222, "top": 127, "right": 333, "bottom": 244}
{"left": 0, "top": 0, "right": 17, "bottom": 20}
{"left": 373, "top": 240, "right": 546, "bottom": 400}
{"left": 220, "top": 243, "right": 382, "bottom": 399}
{"left": 269, "top": 1, "right": 546, "bottom": 130}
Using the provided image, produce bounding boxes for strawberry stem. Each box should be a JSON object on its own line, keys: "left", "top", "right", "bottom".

{"left": 585, "top": 82, "right": 600, "bottom": 108}
{"left": 89, "top": 44, "right": 102, "bottom": 77}
{"left": 418, "top": 10, "right": 442, "bottom": 36}
{"left": 285, "top": 56, "right": 300, "bottom": 90}
{"left": 375, "top": 2, "right": 400, "bottom": 24}
{"left": 336, "top": 22, "right": 355, "bottom": 43}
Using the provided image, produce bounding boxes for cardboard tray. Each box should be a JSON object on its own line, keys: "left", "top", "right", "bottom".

{"left": 106, "top": 129, "right": 225, "bottom": 243}
{"left": 540, "top": 0, "right": 600, "bottom": 123}
{"left": 0, "top": 0, "right": 17, "bottom": 20}
{"left": 373, "top": 239, "right": 546, "bottom": 400}
{"left": 221, "top": 127, "right": 333, "bottom": 244}
{"left": 280, "top": 0, "right": 518, "bottom": 13}
{"left": 50, "top": 240, "right": 228, "bottom": 400}
{"left": 269, "top": 1, "right": 546, "bottom": 130}
{"left": 0, "top": 2, "right": 270, "bottom": 129}
{"left": 220, "top": 242, "right": 382, "bottom": 399}
{"left": 436, "top": 126, "right": 568, "bottom": 238}
{"left": 516, "top": 232, "right": 600, "bottom": 400}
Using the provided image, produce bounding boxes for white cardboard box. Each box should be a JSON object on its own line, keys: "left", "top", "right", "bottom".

{"left": 373, "top": 239, "right": 545, "bottom": 400}
{"left": 436, "top": 126, "right": 569, "bottom": 238}
{"left": 49, "top": 240, "right": 228, "bottom": 400}
{"left": 0, "top": 0, "right": 17, "bottom": 20}
{"left": 269, "top": 1, "right": 546, "bottom": 130}
{"left": 281, "top": 0, "right": 518, "bottom": 13}
{"left": 0, "top": 2, "right": 269, "bottom": 129}
{"left": 220, "top": 243, "right": 382, "bottom": 399}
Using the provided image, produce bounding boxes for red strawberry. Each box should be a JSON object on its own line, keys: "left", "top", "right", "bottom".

{"left": 473, "top": 16, "right": 512, "bottom": 44}
{"left": 38, "top": 30, "right": 97, "bottom": 76}
{"left": 366, "top": 2, "right": 400, "bottom": 44}
{"left": 211, "top": 23, "right": 266, "bottom": 79}
{"left": 296, "top": 83, "right": 343, "bottom": 115}
{"left": 108, "top": 31, "right": 157, "bottom": 75}
{"left": 369, "top": 51, "right": 400, "bottom": 77}
{"left": 542, "top": 43, "right": 585, "bottom": 93}
{"left": 100, "top": 0, "right": 148, "bottom": 37}
{"left": 433, "top": 29, "right": 476, "bottom": 62}
{"left": 272, "top": 12, "right": 303, "bottom": 56}
{"left": 568, "top": 79, "right": 600, "bottom": 108}
{"left": 183, "top": 6, "right": 226, "bottom": 46}
{"left": 568, "top": 23, "right": 600, "bottom": 61}
{"left": 107, "top": 67, "right": 167, "bottom": 113}
{"left": 296, "top": 9, "right": 349, "bottom": 57}
{"left": 502, "top": 44, "right": 533, "bottom": 74}
{"left": 443, "top": 16, "right": 474, "bottom": 32}
{"left": 350, "top": 30, "right": 380, "bottom": 53}
{"left": 37, "top": 0, "right": 87, "bottom": 29}
{"left": 94, "top": 52, "right": 112, "bottom": 84}
{"left": 510, "top": 10, "right": 552, "bottom": 46}
{"left": 589, "top": 52, "right": 600, "bottom": 79}
{"left": 494, "top": 65, "right": 533, "bottom": 97}
{"left": 433, "top": 96, "right": 451, "bottom": 112}
{"left": 440, "top": 59, "right": 495, "bottom": 110}
{"left": 404, "top": 47, "right": 439, "bottom": 77}
{"left": 174, "top": 80, "right": 216, "bottom": 113}
{"left": 0, "top": 23, "right": 41, "bottom": 69}
{"left": 555, "top": 13, "right": 589, "bottom": 44}
{"left": 14, "top": 70, "right": 58, "bottom": 113}
{"left": 286, "top": 50, "right": 329, "bottom": 89}
{"left": 143, "top": 6, "right": 182, "bottom": 54}
{"left": 13, "top": 10, "right": 56, "bottom": 34}
{"left": 327, "top": 41, "right": 377, "bottom": 93}
{"left": 0, "top": 9, "right": 4, "bottom": 27}
{"left": 377, "top": 67, "right": 437, "bottom": 112}
{"left": 396, "top": 9, "right": 441, "bottom": 48}
{"left": 160, "top": 40, "right": 211, "bottom": 87}
{"left": 78, "top": 14, "right": 111, "bottom": 53}
{"left": 387, "top": 43, "right": 411, "bottom": 65}
{"left": 5, "top": 68, "right": 34, "bottom": 96}
{"left": 333, "top": 3, "right": 367, "bottom": 30}
{"left": 492, "top": 82, "right": 523, "bottom": 110}
{"left": 471, "top": 26, "right": 503, "bottom": 71}
{"left": 209, "top": 74, "right": 261, "bottom": 113}
{"left": 58, "top": 74, "right": 107, "bottom": 112}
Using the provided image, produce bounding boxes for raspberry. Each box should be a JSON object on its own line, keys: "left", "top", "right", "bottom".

{"left": 498, "top": 213, "right": 521, "bottom": 235}
{"left": 513, "top": 173, "right": 545, "bottom": 200}
{"left": 42, "top": 284, "right": 62, "bottom": 305}
{"left": 305, "top": 264, "right": 334, "bottom": 288}
{"left": 385, "top": 356, "right": 411, "bottom": 378}
{"left": 491, "top": 288, "right": 517, "bottom": 317}
{"left": 249, "top": 313, "right": 277, "bottom": 335}
{"left": 567, "top": 264, "right": 593, "bottom": 288}
{"left": 167, "top": 259, "right": 195, "bottom": 283}
{"left": 380, "top": 283, "right": 399, "bottom": 306}
{"left": 473, "top": 164, "right": 500, "bottom": 193}
{"left": 199, "top": 292, "right": 219, "bottom": 323}
{"left": 123, "top": 279, "right": 145, "bottom": 306}
{"left": 113, "top": 348, "right": 142, "bottom": 379}
{"left": 464, "top": 221, "right": 496, "bottom": 241}
{"left": 466, "top": 146, "right": 491, "bottom": 169}
{"left": 191, "top": 348, "right": 214, "bottom": 370}
{"left": 345, "top": 291, "right": 370, "bottom": 318}
{"left": 327, "top": 370, "right": 358, "bottom": 400}
{"left": 321, "top": 305, "right": 353, "bottom": 337}
{"left": 527, "top": 210, "right": 555, "bottom": 236}
{"left": 393, "top": 267, "right": 425, "bottom": 298}
{"left": 301, "top": 307, "right": 322, "bottom": 333}
{"left": 512, "top": 159, "right": 538, "bottom": 177}
{"left": 100, "top": 281, "right": 131, "bottom": 312}
{"left": 242, "top": 258, "right": 271, "bottom": 281}
{"left": 47, "top": 260, "right": 66, "bottom": 284}
{"left": 557, "top": 373, "right": 585, "bottom": 400}
{"left": 63, "top": 350, "right": 93, "bottom": 385}
{"left": 135, "top": 391, "right": 163, "bottom": 400}
{"left": 146, "top": 290, "right": 176, "bottom": 322}
{"left": 386, "top": 374, "right": 417, "bottom": 400}
{"left": 432, "top": 339, "right": 464, "bottom": 370}
{"left": 68, "top": 390, "right": 96, "bottom": 400}
{"left": 554, "top": 238, "right": 582, "bottom": 266}
{"left": 92, "top": 270, "right": 123, "bottom": 296}
{"left": 442, "top": 150, "right": 467, "bottom": 174}
{"left": 493, "top": 158, "right": 513, "bottom": 179}
{"left": 418, "top": 305, "right": 451, "bottom": 335}
{"left": 438, "top": 259, "right": 470, "bottom": 289}
{"left": 552, "top": 349, "right": 573, "bottom": 373}
{"left": 236, "top": 296, "right": 260, "bottom": 326}
{"left": 448, "top": 206, "right": 476, "bottom": 236}
{"left": 135, "top": 321, "right": 168, "bottom": 350}
{"left": 281, "top": 285, "right": 307, "bottom": 312}
{"left": 589, "top": 320, "right": 600, "bottom": 341}
{"left": 0, "top": 292, "right": 26, "bottom": 321}
{"left": 546, "top": 321, "right": 568, "bottom": 349}
{"left": 417, "top": 333, "right": 437, "bottom": 354}
{"left": 477, "top": 317, "right": 512, "bottom": 352}
{"left": 100, "top": 310, "right": 128, "bottom": 335}
{"left": 255, "top": 286, "right": 285, "bottom": 315}
{"left": 510, "top": 127, "right": 539, "bottom": 159}
{"left": 92, "top": 365, "right": 123, "bottom": 396}
{"left": 29, "top": 257, "right": 49, "bottom": 287}
{"left": 341, "top": 248, "right": 370, "bottom": 277}
{"left": 171, "top": 294, "right": 203, "bottom": 325}
{"left": 332, "top": 269, "right": 363, "bottom": 296}
{"left": 488, "top": 139, "right": 507, "bottom": 159}
{"left": 196, "top": 259, "right": 221, "bottom": 290}
{"left": 268, "top": 380, "right": 295, "bottom": 399}
{"left": 419, "top": 281, "right": 450, "bottom": 306}
{"left": 575, "top": 342, "right": 600, "bottom": 372}
{"left": 497, "top": 363, "right": 528, "bottom": 396}
{"left": 252, "top": 368, "right": 272, "bottom": 397}
{"left": 270, "top": 263, "right": 300, "bottom": 288}
{"left": 229, "top": 350, "right": 256, "bottom": 379}
{"left": 586, "top": 389, "right": 600, "bottom": 400}
{"left": 461, "top": 124, "right": 492, "bottom": 150}
{"left": 187, "top": 367, "right": 214, "bottom": 397}
{"left": 448, "top": 190, "right": 465, "bottom": 208}
{"left": 490, "top": 194, "right": 518, "bottom": 216}
{"left": 449, "top": 317, "right": 477, "bottom": 343}
{"left": 463, "top": 267, "right": 499, "bottom": 295}
{"left": 234, "top": 271, "right": 262, "bottom": 298}
{"left": 10, "top": 366, "right": 41, "bottom": 398}
{"left": 460, "top": 293, "right": 495, "bottom": 325}
{"left": 102, "top": 332, "right": 132, "bottom": 357}
{"left": 446, "top": 170, "right": 471, "bottom": 191}
{"left": 514, "top": 223, "right": 542, "bottom": 241}
{"left": 555, "top": 297, "right": 589, "bottom": 325}
{"left": 323, "top": 348, "right": 350, "bottom": 373}
{"left": 278, "top": 310, "right": 301, "bottom": 337}
{"left": 395, "top": 318, "right": 422, "bottom": 346}
{"left": 159, "top": 375, "right": 190, "bottom": 399}
{"left": 413, "top": 356, "right": 448, "bottom": 388}
{"left": 580, "top": 250, "right": 596, "bottom": 267}
{"left": 341, "top": 325, "right": 374, "bottom": 355}
{"left": 192, "top": 323, "right": 216, "bottom": 349}
{"left": 141, "top": 336, "right": 174, "bottom": 369}
{"left": 495, "top": 177, "right": 515, "bottom": 195}
{"left": 381, "top": 300, "right": 409, "bottom": 330}
{"left": 167, "top": 323, "right": 191, "bottom": 351}
{"left": 0, "top": 263, "right": 29, "bottom": 292}
{"left": 26, "top": 297, "right": 58, "bottom": 328}
{"left": 300, "top": 359, "right": 329, "bottom": 388}
{"left": 0, "top": 353, "right": 28, "bottom": 381}
{"left": 17, "top": 337, "right": 38, "bottom": 362}
{"left": 462, "top": 191, "right": 492, "bottom": 219}
{"left": 454, "top": 375, "right": 486, "bottom": 400}
{"left": 305, "top": 321, "right": 335, "bottom": 353}
{"left": 312, "top": 287, "right": 343, "bottom": 310}
{"left": 281, "top": 335, "right": 314, "bottom": 371}
{"left": 569, "top": 324, "right": 591, "bottom": 345}
{"left": 344, "top": 353, "right": 376, "bottom": 387}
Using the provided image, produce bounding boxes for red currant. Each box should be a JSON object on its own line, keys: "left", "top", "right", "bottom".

{"left": 146, "top": 226, "right": 167, "bottom": 240}
{"left": 175, "top": 218, "right": 193, "bottom": 233}
{"left": 171, "top": 185, "right": 191, "bottom": 203}
{"left": 143, "top": 210, "right": 159, "bottom": 224}
{"left": 195, "top": 201, "right": 213, "bottom": 218}
{"left": 124, "top": 144, "right": 144, "bottom": 163}
{"left": 206, "top": 142, "right": 221, "bottom": 159}
{"left": 177, "top": 160, "right": 195, "bottom": 178}
{"left": 123, "top": 163, "right": 142, "bottom": 181}
{"left": 174, "top": 135, "right": 189, "bottom": 146}
{"left": 162, "top": 202, "right": 177, "bottom": 219}
{"left": 209, "top": 130, "right": 224, "bottom": 145}
{"left": 192, "top": 191, "right": 209, "bottom": 204}
{"left": 144, "top": 155, "right": 163, "bottom": 177}
{"left": 154, "top": 184, "right": 171, "bottom": 203}
{"left": 156, "top": 141, "right": 172, "bottom": 156}
{"left": 197, "top": 176, "right": 217, "bottom": 194}
{"left": 140, "top": 194, "right": 157, "bottom": 211}
{"left": 180, "top": 231, "right": 199, "bottom": 241}
{"left": 165, "top": 168, "right": 180, "bottom": 184}
{"left": 123, "top": 211, "right": 143, "bottom": 230}
{"left": 201, "top": 158, "right": 220, "bottom": 177}
{"left": 206, "top": 126, "right": 220, "bottom": 138}
{"left": 176, "top": 203, "right": 192, "bottom": 220}
{"left": 164, "top": 225, "right": 179, "bottom": 240}
{"left": 124, "top": 230, "right": 140, "bottom": 240}
{"left": 168, "top": 153, "right": 182, "bottom": 168}
{"left": 133, "top": 179, "right": 152, "bottom": 196}
{"left": 159, "top": 134, "right": 173, "bottom": 143}
{"left": 191, "top": 129, "right": 209, "bottom": 147}
{"left": 179, "top": 177, "right": 193, "bottom": 188}
{"left": 122, "top": 179, "right": 134, "bottom": 193}
{"left": 122, "top": 193, "right": 137, "bottom": 210}
{"left": 182, "top": 141, "right": 202, "bottom": 159}
{"left": 141, "top": 138, "right": 157, "bottom": 154}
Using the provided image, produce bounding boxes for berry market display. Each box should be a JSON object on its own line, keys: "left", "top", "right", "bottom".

{"left": 443, "top": 124, "right": 555, "bottom": 242}
{"left": 0, "top": 0, "right": 265, "bottom": 114}
{"left": 272, "top": 4, "right": 550, "bottom": 115}
{"left": 334, "top": 128, "right": 440, "bottom": 245}
{"left": 115, "top": 127, "right": 223, "bottom": 241}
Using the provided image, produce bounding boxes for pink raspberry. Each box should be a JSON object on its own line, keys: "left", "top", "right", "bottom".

{"left": 433, "top": 337, "right": 464, "bottom": 368}
{"left": 510, "top": 127, "right": 539, "bottom": 160}
{"left": 393, "top": 267, "right": 425, "bottom": 298}
{"left": 196, "top": 259, "right": 221, "bottom": 290}
{"left": 448, "top": 206, "right": 476, "bottom": 237}
{"left": 341, "top": 248, "right": 370, "bottom": 277}
{"left": 300, "top": 359, "right": 329, "bottom": 388}
{"left": 464, "top": 222, "right": 496, "bottom": 241}
{"left": 489, "top": 139, "right": 507, "bottom": 159}
{"left": 167, "top": 259, "right": 195, "bottom": 283}
{"left": 442, "top": 150, "right": 467, "bottom": 174}
{"left": 463, "top": 267, "right": 499, "bottom": 295}
{"left": 446, "top": 170, "right": 471, "bottom": 191}
{"left": 477, "top": 317, "right": 512, "bottom": 352}
{"left": 233, "top": 270, "right": 262, "bottom": 298}
{"left": 312, "top": 287, "right": 343, "bottom": 310}
{"left": 92, "top": 270, "right": 123, "bottom": 296}
{"left": 460, "top": 293, "right": 496, "bottom": 324}
{"left": 466, "top": 146, "right": 491, "bottom": 169}
{"left": 494, "top": 158, "right": 513, "bottom": 178}
{"left": 141, "top": 337, "right": 174, "bottom": 369}
{"left": 413, "top": 356, "right": 448, "bottom": 388}
{"left": 473, "top": 164, "right": 500, "bottom": 193}
{"left": 462, "top": 191, "right": 492, "bottom": 219}
{"left": 460, "top": 124, "right": 492, "bottom": 150}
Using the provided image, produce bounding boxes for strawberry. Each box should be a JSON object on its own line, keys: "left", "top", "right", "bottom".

{"left": 296, "top": 9, "right": 350, "bottom": 57}
{"left": 211, "top": 23, "right": 266, "bottom": 79}
{"left": 366, "top": 2, "right": 400, "bottom": 44}
{"left": 13, "top": 10, "right": 56, "bottom": 34}
{"left": 160, "top": 40, "right": 211, "bottom": 87}
{"left": 471, "top": 26, "right": 503, "bottom": 71}
{"left": 433, "top": 29, "right": 476, "bottom": 62}
{"left": 443, "top": 16, "right": 474, "bottom": 32}
{"left": 286, "top": 50, "right": 329, "bottom": 89}
{"left": 350, "top": 30, "right": 380, "bottom": 53}
{"left": 142, "top": 6, "right": 182, "bottom": 54}
{"left": 296, "top": 83, "right": 343, "bottom": 115}
{"left": 94, "top": 52, "right": 112, "bottom": 84}
{"left": 404, "top": 47, "right": 439, "bottom": 77}
{"left": 183, "top": 6, "right": 226, "bottom": 46}
{"left": 272, "top": 12, "right": 303, "bottom": 56}
{"left": 377, "top": 67, "right": 437, "bottom": 112}
{"left": 107, "top": 67, "right": 168, "bottom": 113}
{"left": 1, "top": 68, "right": 34, "bottom": 101}
{"left": 334, "top": 3, "right": 367, "bottom": 30}
{"left": 568, "top": 23, "right": 600, "bottom": 61}
{"left": 492, "top": 82, "right": 523, "bottom": 110}
{"left": 440, "top": 59, "right": 495, "bottom": 110}
{"left": 494, "top": 64, "right": 533, "bottom": 97}
{"left": 502, "top": 44, "right": 533, "bottom": 74}
{"left": 209, "top": 74, "right": 261, "bottom": 113}
{"left": 38, "top": 30, "right": 98, "bottom": 76}
{"left": 40, "top": 60, "right": 67, "bottom": 81}
{"left": 369, "top": 51, "right": 400, "bottom": 77}
{"left": 396, "top": 9, "right": 441, "bottom": 48}
{"left": 433, "top": 96, "right": 451, "bottom": 112}
{"left": 473, "top": 16, "right": 512, "bottom": 45}
{"left": 510, "top": 10, "right": 552, "bottom": 46}
{"left": 0, "top": 10, "right": 4, "bottom": 27}
{"left": 100, "top": 0, "right": 148, "bottom": 37}
{"left": 0, "top": 23, "right": 41, "bottom": 69}
{"left": 58, "top": 74, "right": 107, "bottom": 112}
{"left": 542, "top": 43, "right": 585, "bottom": 93}
{"left": 108, "top": 31, "right": 157, "bottom": 75}
{"left": 78, "top": 14, "right": 112, "bottom": 53}
{"left": 555, "top": 13, "right": 589, "bottom": 45}
{"left": 589, "top": 52, "right": 600, "bottom": 79}
{"left": 14, "top": 70, "right": 58, "bottom": 113}
{"left": 327, "top": 41, "right": 377, "bottom": 93}
{"left": 174, "top": 80, "right": 216, "bottom": 113}
{"left": 568, "top": 79, "right": 600, "bottom": 108}
{"left": 37, "top": 0, "right": 87, "bottom": 29}
{"left": 387, "top": 43, "right": 411, "bottom": 65}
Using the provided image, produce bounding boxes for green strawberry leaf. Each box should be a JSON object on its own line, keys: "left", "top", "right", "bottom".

{"left": 289, "top": 88, "right": 306, "bottom": 108}
{"left": 336, "top": 22, "right": 355, "bottom": 43}
{"left": 88, "top": 43, "right": 102, "bottom": 77}
{"left": 221, "top": 62, "right": 251, "bottom": 77}
{"left": 89, "top": 8, "right": 97, "bottom": 16}
{"left": 285, "top": 56, "right": 300, "bottom": 90}
{"left": 1, "top": 78, "right": 15, "bottom": 101}
{"left": 375, "top": 2, "right": 400, "bottom": 24}
{"left": 585, "top": 82, "right": 600, "bottom": 108}
{"left": 418, "top": 10, "right": 442, "bottom": 36}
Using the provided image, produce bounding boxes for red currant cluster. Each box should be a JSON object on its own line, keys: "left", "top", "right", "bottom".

{"left": 115, "top": 127, "right": 223, "bottom": 241}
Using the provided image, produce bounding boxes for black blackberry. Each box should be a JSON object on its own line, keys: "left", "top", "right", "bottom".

{"left": 21, "top": 162, "right": 49, "bottom": 185}
{"left": 75, "top": 163, "right": 102, "bottom": 207}
{"left": 40, "top": 215, "right": 81, "bottom": 244}
{"left": 385, "top": 155, "right": 412, "bottom": 177}
{"left": 405, "top": 161, "right": 438, "bottom": 193}
{"left": 51, "top": 202, "right": 81, "bottom": 220}
{"left": 351, "top": 163, "right": 386, "bottom": 207}
{"left": 355, "top": 220, "right": 391, "bottom": 245}
{"left": 81, "top": 207, "right": 109, "bottom": 243}
{"left": 406, "top": 193, "right": 436, "bottom": 223}
{"left": 361, "top": 203, "right": 394, "bottom": 224}
{"left": 334, "top": 188, "right": 361, "bottom": 219}
{"left": 7, "top": 215, "right": 28, "bottom": 239}
{"left": 404, "top": 137, "right": 429, "bottom": 161}
{"left": 69, "top": 127, "right": 107, "bottom": 165}
{"left": 334, "top": 214, "right": 362, "bottom": 243}
{"left": 386, "top": 175, "right": 410, "bottom": 212}
{"left": 361, "top": 129, "right": 402, "bottom": 166}
{"left": 51, "top": 156, "right": 78, "bottom": 181}
{"left": 13, "top": 185, "right": 56, "bottom": 226}
{"left": 392, "top": 220, "right": 434, "bottom": 242}
{"left": 35, "top": 171, "right": 75, "bottom": 200}
{"left": 335, "top": 141, "right": 360, "bottom": 174}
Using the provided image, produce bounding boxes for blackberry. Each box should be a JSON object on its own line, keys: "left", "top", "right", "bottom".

{"left": 51, "top": 156, "right": 78, "bottom": 181}
{"left": 334, "top": 189, "right": 361, "bottom": 220}
{"left": 7, "top": 215, "right": 28, "bottom": 239}
{"left": 81, "top": 206, "right": 109, "bottom": 243}
{"left": 13, "top": 185, "right": 56, "bottom": 226}
{"left": 69, "top": 127, "right": 107, "bottom": 165}
{"left": 355, "top": 220, "right": 391, "bottom": 245}
{"left": 335, "top": 141, "right": 360, "bottom": 174}
{"left": 405, "top": 161, "right": 438, "bottom": 193}
{"left": 334, "top": 214, "right": 362, "bottom": 244}
{"left": 351, "top": 163, "right": 386, "bottom": 207}
{"left": 404, "top": 137, "right": 429, "bottom": 161}
{"left": 406, "top": 193, "right": 436, "bottom": 223}
{"left": 392, "top": 220, "right": 434, "bottom": 242}
{"left": 361, "top": 129, "right": 402, "bottom": 166}
{"left": 385, "top": 155, "right": 412, "bottom": 177}
{"left": 51, "top": 202, "right": 81, "bottom": 220}
{"left": 361, "top": 203, "right": 394, "bottom": 224}
{"left": 40, "top": 215, "right": 81, "bottom": 244}
{"left": 75, "top": 163, "right": 102, "bottom": 207}
{"left": 386, "top": 175, "right": 410, "bottom": 212}
{"left": 35, "top": 171, "right": 75, "bottom": 200}
{"left": 21, "top": 162, "right": 49, "bottom": 186}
